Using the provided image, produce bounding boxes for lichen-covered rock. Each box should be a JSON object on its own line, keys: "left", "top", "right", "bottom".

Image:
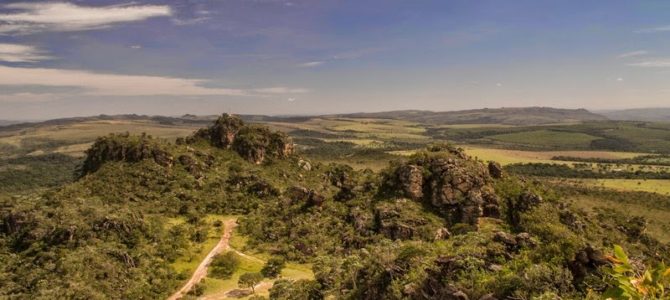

{"left": 386, "top": 148, "right": 500, "bottom": 228}
{"left": 488, "top": 161, "right": 503, "bottom": 179}
{"left": 568, "top": 246, "right": 609, "bottom": 283}
{"left": 507, "top": 191, "right": 543, "bottom": 227}
{"left": 285, "top": 186, "right": 326, "bottom": 207}
{"left": 397, "top": 164, "right": 424, "bottom": 200}
{"left": 189, "top": 114, "right": 294, "bottom": 164}
{"left": 178, "top": 154, "right": 203, "bottom": 179}
{"left": 434, "top": 227, "right": 451, "bottom": 240}
{"left": 195, "top": 113, "right": 244, "bottom": 148}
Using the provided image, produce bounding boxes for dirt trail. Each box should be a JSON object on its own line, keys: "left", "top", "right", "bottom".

{"left": 167, "top": 219, "right": 238, "bottom": 300}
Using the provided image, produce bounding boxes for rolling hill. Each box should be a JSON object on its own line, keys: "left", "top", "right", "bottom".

{"left": 598, "top": 108, "right": 670, "bottom": 122}
{"left": 338, "top": 107, "right": 608, "bottom": 125}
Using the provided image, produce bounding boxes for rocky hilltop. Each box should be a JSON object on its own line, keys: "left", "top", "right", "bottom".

{"left": 1, "top": 114, "right": 668, "bottom": 299}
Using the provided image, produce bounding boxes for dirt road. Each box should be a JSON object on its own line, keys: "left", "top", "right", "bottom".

{"left": 167, "top": 219, "right": 238, "bottom": 300}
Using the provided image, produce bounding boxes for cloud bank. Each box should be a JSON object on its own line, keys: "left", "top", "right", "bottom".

{"left": 0, "top": 66, "right": 308, "bottom": 100}
{"left": 0, "top": 43, "right": 51, "bottom": 62}
{"left": 0, "top": 2, "right": 172, "bottom": 34}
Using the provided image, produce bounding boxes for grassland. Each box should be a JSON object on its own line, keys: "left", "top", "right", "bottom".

{"left": 569, "top": 193, "right": 670, "bottom": 243}
{"left": 0, "top": 119, "right": 201, "bottom": 157}
{"left": 488, "top": 130, "right": 600, "bottom": 149}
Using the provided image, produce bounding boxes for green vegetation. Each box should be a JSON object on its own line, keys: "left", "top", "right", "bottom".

{"left": 239, "top": 272, "right": 264, "bottom": 293}
{"left": 1, "top": 112, "right": 670, "bottom": 299}
{"left": 261, "top": 257, "right": 286, "bottom": 278}
{"left": 604, "top": 245, "right": 670, "bottom": 299}
{"left": 210, "top": 251, "right": 241, "bottom": 279}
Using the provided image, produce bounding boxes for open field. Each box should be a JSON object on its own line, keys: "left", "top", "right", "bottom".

{"left": 488, "top": 130, "right": 600, "bottom": 149}
{"left": 564, "top": 179, "right": 670, "bottom": 195}
{"left": 0, "top": 119, "right": 200, "bottom": 157}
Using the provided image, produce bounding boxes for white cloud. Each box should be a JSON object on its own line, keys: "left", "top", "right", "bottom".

{"left": 0, "top": 43, "right": 51, "bottom": 62}
{"left": 298, "top": 61, "right": 324, "bottom": 68}
{"left": 618, "top": 50, "right": 648, "bottom": 58}
{"left": 130, "top": 45, "right": 142, "bottom": 49}
{"left": 636, "top": 25, "right": 670, "bottom": 33}
{"left": 0, "top": 2, "right": 172, "bottom": 35}
{"left": 0, "top": 66, "right": 308, "bottom": 98}
{"left": 288, "top": 97, "right": 296, "bottom": 102}
{"left": 254, "top": 87, "right": 309, "bottom": 94}
{"left": 628, "top": 60, "right": 670, "bottom": 68}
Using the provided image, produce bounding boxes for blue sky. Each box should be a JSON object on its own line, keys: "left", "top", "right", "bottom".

{"left": 1, "top": 0, "right": 670, "bottom": 119}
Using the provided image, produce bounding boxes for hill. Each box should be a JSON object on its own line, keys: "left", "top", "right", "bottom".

{"left": 598, "top": 108, "right": 670, "bottom": 122}
{"left": 1, "top": 114, "right": 669, "bottom": 299}
{"left": 339, "top": 107, "right": 608, "bottom": 125}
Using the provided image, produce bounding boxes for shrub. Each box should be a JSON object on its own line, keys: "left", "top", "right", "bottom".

{"left": 239, "top": 272, "right": 264, "bottom": 293}
{"left": 210, "top": 251, "right": 241, "bottom": 279}
{"left": 261, "top": 257, "right": 286, "bottom": 278}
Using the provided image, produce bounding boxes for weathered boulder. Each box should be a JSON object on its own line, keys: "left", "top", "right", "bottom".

{"left": 178, "top": 154, "right": 203, "bottom": 179}
{"left": 387, "top": 149, "right": 501, "bottom": 228}
{"left": 285, "top": 186, "right": 326, "bottom": 207}
{"left": 568, "top": 246, "right": 609, "bottom": 283}
{"left": 507, "top": 191, "right": 543, "bottom": 228}
{"left": 398, "top": 164, "right": 424, "bottom": 200}
{"left": 434, "top": 227, "right": 451, "bottom": 240}
{"left": 488, "top": 161, "right": 503, "bottom": 179}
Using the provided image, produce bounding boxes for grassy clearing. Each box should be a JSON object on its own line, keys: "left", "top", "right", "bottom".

{"left": 488, "top": 130, "right": 599, "bottom": 148}
{"left": 201, "top": 224, "right": 314, "bottom": 299}
{"left": 569, "top": 194, "right": 670, "bottom": 243}
{"left": 571, "top": 179, "right": 670, "bottom": 195}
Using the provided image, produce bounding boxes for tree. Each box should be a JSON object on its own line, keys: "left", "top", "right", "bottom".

{"left": 210, "top": 252, "right": 241, "bottom": 279}
{"left": 239, "top": 272, "right": 264, "bottom": 293}
{"left": 261, "top": 257, "right": 286, "bottom": 278}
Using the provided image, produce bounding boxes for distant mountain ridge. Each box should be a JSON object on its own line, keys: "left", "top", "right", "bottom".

{"left": 0, "top": 107, "right": 608, "bottom": 130}
{"left": 336, "top": 107, "right": 608, "bottom": 125}
{"left": 598, "top": 108, "right": 670, "bottom": 122}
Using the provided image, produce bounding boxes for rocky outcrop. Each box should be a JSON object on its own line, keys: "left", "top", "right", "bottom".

{"left": 568, "top": 246, "right": 609, "bottom": 283}
{"left": 192, "top": 113, "right": 244, "bottom": 148}
{"left": 397, "top": 165, "right": 424, "bottom": 200}
{"left": 285, "top": 186, "right": 326, "bottom": 207}
{"left": 81, "top": 133, "right": 173, "bottom": 175}
{"left": 178, "top": 154, "right": 204, "bottom": 179}
{"left": 507, "top": 191, "right": 543, "bottom": 228}
{"left": 386, "top": 148, "right": 500, "bottom": 228}
{"left": 189, "top": 114, "right": 294, "bottom": 164}
{"left": 488, "top": 162, "right": 503, "bottom": 179}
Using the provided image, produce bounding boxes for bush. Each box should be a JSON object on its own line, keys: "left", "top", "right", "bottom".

{"left": 210, "top": 251, "right": 241, "bottom": 279}
{"left": 261, "top": 257, "right": 286, "bottom": 278}
{"left": 239, "top": 272, "right": 264, "bottom": 293}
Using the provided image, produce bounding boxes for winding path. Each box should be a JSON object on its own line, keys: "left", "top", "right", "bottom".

{"left": 167, "top": 219, "right": 238, "bottom": 300}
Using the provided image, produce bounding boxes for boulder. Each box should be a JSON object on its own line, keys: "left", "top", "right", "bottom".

{"left": 568, "top": 246, "right": 609, "bottom": 283}
{"left": 398, "top": 164, "right": 424, "bottom": 200}
{"left": 488, "top": 161, "right": 503, "bottom": 179}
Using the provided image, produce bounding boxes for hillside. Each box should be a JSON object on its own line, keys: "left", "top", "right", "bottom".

{"left": 599, "top": 108, "right": 670, "bottom": 122}
{"left": 339, "top": 107, "right": 608, "bottom": 125}
{"left": 1, "top": 114, "right": 669, "bottom": 299}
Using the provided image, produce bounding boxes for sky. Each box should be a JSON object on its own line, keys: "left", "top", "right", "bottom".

{"left": 1, "top": 1, "right": 670, "bottom": 120}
